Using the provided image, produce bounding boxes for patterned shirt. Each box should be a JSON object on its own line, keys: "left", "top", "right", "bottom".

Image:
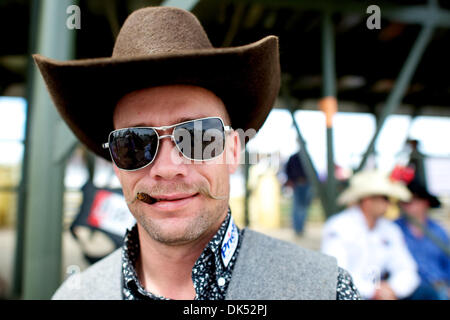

{"left": 121, "top": 211, "right": 360, "bottom": 300}
{"left": 122, "top": 211, "right": 241, "bottom": 300}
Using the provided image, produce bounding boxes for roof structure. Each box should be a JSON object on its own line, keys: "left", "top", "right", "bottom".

{"left": 1, "top": 0, "right": 450, "bottom": 115}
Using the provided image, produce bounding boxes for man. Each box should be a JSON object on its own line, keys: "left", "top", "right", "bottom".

{"left": 34, "top": 6, "right": 359, "bottom": 300}
{"left": 321, "top": 169, "right": 420, "bottom": 300}
{"left": 406, "top": 139, "right": 427, "bottom": 188}
{"left": 285, "top": 151, "right": 312, "bottom": 236}
{"left": 396, "top": 179, "right": 450, "bottom": 300}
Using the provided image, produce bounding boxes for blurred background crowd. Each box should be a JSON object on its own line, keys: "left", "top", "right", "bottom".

{"left": 0, "top": 0, "right": 449, "bottom": 300}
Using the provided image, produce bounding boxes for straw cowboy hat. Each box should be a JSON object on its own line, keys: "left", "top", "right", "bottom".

{"left": 32, "top": 6, "right": 280, "bottom": 160}
{"left": 338, "top": 169, "right": 412, "bottom": 206}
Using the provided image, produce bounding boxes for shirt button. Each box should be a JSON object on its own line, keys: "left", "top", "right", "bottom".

{"left": 217, "top": 277, "right": 226, "bottom": 287}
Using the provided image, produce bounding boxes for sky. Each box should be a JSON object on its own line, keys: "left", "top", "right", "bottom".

{"left": 1, "top": 96, "right": 450, "bottom": 194}
{"left": 247, "top": 107, "right": 450, "bottom": 172}
{"left": 0, "top": 97, "right": 26, "bottom": 165}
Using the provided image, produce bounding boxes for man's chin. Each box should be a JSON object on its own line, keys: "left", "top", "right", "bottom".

{"left": 138, "top": 216, "right": 211, "bottom": 246}
{"left": 134, "top": 198, "right": 228, "bottom": 246}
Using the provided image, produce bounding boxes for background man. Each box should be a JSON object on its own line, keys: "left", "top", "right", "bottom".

{"left": 397, "top": 178, "right": 450, "bottom": 300}
{"left": 285, "top": 151, "right": 312, "bottom": 236}
{"left": 321, "top": 169, "right": 420, "bottom": 300}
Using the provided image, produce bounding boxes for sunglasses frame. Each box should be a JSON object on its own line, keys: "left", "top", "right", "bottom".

{"left": 102, "top": 116, "right": 233, "bottom": 171}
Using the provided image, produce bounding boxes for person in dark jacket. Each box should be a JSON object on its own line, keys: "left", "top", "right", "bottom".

{"left": 285, "top": 152, "right": 312, "bottom": 236}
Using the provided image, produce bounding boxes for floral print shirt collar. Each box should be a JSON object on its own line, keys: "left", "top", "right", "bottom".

{"left": 121, "top": 209, "right": 243, "bottom": 300}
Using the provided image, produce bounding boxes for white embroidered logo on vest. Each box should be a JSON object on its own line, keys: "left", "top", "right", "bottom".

{"left": 221, "top": 216, "right": 239, "bottom": 268}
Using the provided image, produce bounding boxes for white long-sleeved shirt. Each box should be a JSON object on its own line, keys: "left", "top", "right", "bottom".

{"left": 321, "top": 206, "right": 420, "bottom": 299}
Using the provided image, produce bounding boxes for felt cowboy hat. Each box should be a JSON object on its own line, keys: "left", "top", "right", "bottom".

{"left": 33, "top": 6, "right": 280, "bottom": 161}
{"left": 337, "top": 169, "right": 412, "bottom": 206}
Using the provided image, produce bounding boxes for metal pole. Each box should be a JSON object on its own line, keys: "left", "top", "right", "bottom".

{"left": 288, "top": 108, "right": 328, "bottom": 216}
{"left": 321, "top": 11, "right": 338, "bottom": 217}
{"left": 322, "top": 11, "right": 336, "bottom": 99}
{"left": 161, "top": 0, "right": 199, "bottom": 11}
{"left": 280, "top": 76, "right": 329, "bottom": 218}
{"left": 22, "top": 0, "right": 77, "bottom": 299}
{"left": 356, "top": 23, "right": 435, "bottom": 172}
{"left": 11, "top": 0, "right": 40, "bottom": 299}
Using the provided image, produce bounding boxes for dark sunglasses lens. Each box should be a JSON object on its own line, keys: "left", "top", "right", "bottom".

{"left": 173, "top": 118, "right": 225, "bottom": 160}
{"left": 109, "top": 128, "right": 158, "bottom": 170}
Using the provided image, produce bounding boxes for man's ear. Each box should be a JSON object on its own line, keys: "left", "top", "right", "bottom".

{"left": 226, "top": 131, "right": 241, "bottom": 174}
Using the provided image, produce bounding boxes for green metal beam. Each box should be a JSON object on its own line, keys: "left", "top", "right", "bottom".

{"left": 281, "top": 75, "right": 329, "bottom": 217}
{"left": 322, "top": 12, "right": 336, "bottom": 98}
{"left": 53, "top": 120, "right": 78, "bottom": 163}
{"left": 288, "top": 108, "right": 328, "bottom": 217}
{"left": 231, "top": 0, "right": 450, "bottom": 28}
{"left": 356, "top": 23, "right": 435, "bottom": 172}
{"left": 10, "top": 0, "right": 41, "bottom": 299}
{"left": 222, "top": 2, "right": 246, "bottom": 47}
{"left": 321, "top": 11, "right": 337, "bottom": 217}
{"left": 161, "top": 0, "right": 199, "bottom": 11}
{"left": 281, "top": 86, "right": 328, "bottom": 217}
{"left": 383, "top": 0, "right": 450, "bottom": 27}
{"left": 22, "top": 0, "right": 78, "bottom": 299}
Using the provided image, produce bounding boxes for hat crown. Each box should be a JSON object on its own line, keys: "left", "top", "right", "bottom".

{"left": 112, "top": 7, "right": 213, "bottom": 58}
{"left": 337, "top": 169, "right": 412, "bottom": 205}
{"left": 350, "top": 170, "right": 387, "bottom": 188}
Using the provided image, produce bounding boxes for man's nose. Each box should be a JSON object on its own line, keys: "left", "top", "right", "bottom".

{"left": 148, "top": 137, "right": 188, "bottom": 180}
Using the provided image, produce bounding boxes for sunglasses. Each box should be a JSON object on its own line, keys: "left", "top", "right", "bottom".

{"left": 102, "top": 117, "right": 232, "bottom": 171}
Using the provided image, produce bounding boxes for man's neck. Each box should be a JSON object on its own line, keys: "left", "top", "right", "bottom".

{"left": 407, "top": 212, "right": 427, "bottom": 238}
{"left": 359, "top": 206, "right": 377, "bottom": 230}
{"left": 135, "top": 220, "right": 223, "bottom": 300}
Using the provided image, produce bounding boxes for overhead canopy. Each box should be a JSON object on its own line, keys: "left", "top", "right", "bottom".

{"left": 193, "top": 0, "right": 450, "bottom": 115}
{"left": 1, "top": 0, "right": 450, "bottom": 116}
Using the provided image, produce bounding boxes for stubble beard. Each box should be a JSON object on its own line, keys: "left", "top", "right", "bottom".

{"left": 129, "top": 181, "right": 229, "bottom": 246}
{"left": 137, "top": 198, "right": 228, "bottom": 246}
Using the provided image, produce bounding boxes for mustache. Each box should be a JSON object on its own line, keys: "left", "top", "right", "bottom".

{"left": 126, "top": 181, "right": 227, "bottom": 205}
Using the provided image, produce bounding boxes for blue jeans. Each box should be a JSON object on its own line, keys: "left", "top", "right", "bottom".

{"left": 291, "top": 184, "right": 312, "bottom": 234}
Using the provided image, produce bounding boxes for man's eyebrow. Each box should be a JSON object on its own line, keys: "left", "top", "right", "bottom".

{"left": 171, "top": 116, "right": 200, "bottom": 125}
{"left": 129, "top": 116, "right": 209, "bottom": 128}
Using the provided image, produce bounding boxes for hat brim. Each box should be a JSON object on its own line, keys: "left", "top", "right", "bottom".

{"left": 428, "top": 196, "right": 441, "bottom": 208}
{"left": 33, "top": 36, "right": 280, "bottom": 160}
{"left": 410, "top": 189, "right": 441, "bottom": 208}
{"left": 406, "top": 180, "right": 441, "bottom": 208}
{"left": 337, "top": 183, "right": 412, "bottom": 206}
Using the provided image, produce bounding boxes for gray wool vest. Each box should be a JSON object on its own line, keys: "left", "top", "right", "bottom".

{"left": 52, "top": 229, "right": 338, "bottom": 300}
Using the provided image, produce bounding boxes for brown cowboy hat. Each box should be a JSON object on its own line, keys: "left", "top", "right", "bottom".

{"left": 33, "top": 6, "right": 280, "bottom": 161}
